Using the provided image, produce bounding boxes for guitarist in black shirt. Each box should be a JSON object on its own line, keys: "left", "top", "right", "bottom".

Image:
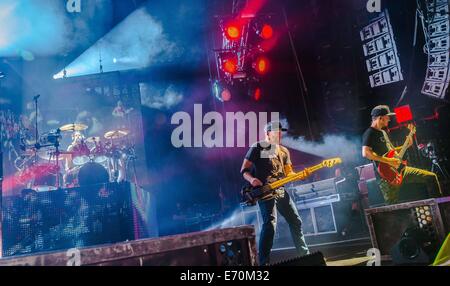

{"left": 240, "top": 121, "right": 309, "bottom": 265}
{"left": 362, "top": 105, "right": 442, "bottom": 205}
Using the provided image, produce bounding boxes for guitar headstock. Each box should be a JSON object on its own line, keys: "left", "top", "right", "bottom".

{"left": 407, "top": 123, "right": 416, "bottom": 135}
{"left": 321, "top": 157, "right": 342, "bottom": 168}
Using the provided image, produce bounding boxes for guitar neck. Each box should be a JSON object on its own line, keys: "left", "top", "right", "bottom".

{"left": 267, "top": 163, "right": 324, "bottom": 190}
{"left": 398, "top": 131, "right": 414, "bottom": 159}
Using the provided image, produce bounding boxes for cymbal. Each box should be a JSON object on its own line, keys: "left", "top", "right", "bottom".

{"left": 21, "top": 149, "right": 37, "bottom": 156}
{"left": 85, "top": 136, "right": 101, "bottom": 143}
{"left": 38, "top": 150, "right": 73, "bottom": 161}
{"left": 60, "top": 123, "right": 88, "bottom": 132}
{"left": 104, "top": 129, "right": 129, "bottom": 140}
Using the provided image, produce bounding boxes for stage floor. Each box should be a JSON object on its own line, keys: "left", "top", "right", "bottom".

{"left": 271, "top": 238, "right": 373, "bottom": 266}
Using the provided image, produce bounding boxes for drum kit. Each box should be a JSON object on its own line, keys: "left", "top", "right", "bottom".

{"left": 15, "top": 122, "right": 135, "bottom": 192}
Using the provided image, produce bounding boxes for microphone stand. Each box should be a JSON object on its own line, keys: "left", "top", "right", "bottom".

{"left": 33, "top": 95, "right": 41, "bottom": 163}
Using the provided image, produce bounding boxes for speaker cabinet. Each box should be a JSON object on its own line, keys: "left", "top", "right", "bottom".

{"left": 365, "top": 196, "right": 450, "bottom": 261}
{"left": 1, "top": 182, "right": 144, "bottom": 257}
{"left": 0, "top": 226, "right": 257, "bottom": 266}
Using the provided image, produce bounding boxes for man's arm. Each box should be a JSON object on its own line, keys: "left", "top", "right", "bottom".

{"left": 284, "top": 164, "right": 311, "bottom": 178}
{"left": 284, "top": 164, "right": 295, "bottom": 176}
{"left": 241, "top": 159, "right": 263, "bottom": 187}
{"left": 393, "top": 136, "right": 414, "bottom": 152}
{"left": 362, "top": 146, "right": 401, "bottom": 168}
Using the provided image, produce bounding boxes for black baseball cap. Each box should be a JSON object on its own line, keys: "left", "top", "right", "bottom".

{"left": 264, "top": 121, "right": 288, "bottom": 132}
{"left": 371, "top": 105, "right": 396, "bottom": 117}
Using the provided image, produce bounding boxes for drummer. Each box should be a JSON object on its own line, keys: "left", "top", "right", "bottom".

{"left": 64, "top": 131, "right": 88, "bottom": 186}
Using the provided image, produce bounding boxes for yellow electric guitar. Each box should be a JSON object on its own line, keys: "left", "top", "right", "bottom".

{"left": 241, "top": 157, "right": 342, "bottom": 206}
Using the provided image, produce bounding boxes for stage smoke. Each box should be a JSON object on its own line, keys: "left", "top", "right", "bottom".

{"left": 283, "top": 134, "right": 361, "bottom": 163}
{"left": 0, "top": 0, "right": 111, "bottom": 58}
{"left": 140, "top": 84, "right": 184, "bottom": 110}
{"left": 54, "top": 6, "right": 180, "bottom": 78}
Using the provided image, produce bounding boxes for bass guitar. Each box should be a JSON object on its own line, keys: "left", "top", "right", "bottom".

{"left": 241, "top": 157, "right": 342, "bottom": 206}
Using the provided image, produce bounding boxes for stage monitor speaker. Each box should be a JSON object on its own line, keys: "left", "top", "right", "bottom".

{"left": 365, "top": 197, "right": 450, "bottom": 261}
{"left": 390, "top": 226, "right": 439, "bottom": 265}
{"left": 269, "top": 252, "right": 326, "bottom": 266}
{"left": 356, "top": 164, "right": 384, "bottom": 207}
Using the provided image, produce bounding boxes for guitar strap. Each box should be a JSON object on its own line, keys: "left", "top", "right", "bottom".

{"left": 375, "top": 130, "right": 395, "bottom": 181}
{"left": 276, "top": 145, "right": 288, "bottom": 194}
{"left": 381, "top": 130, "right": 395, "bottom": 151}
{"left": 276, "top": 145, "right": 286, "bottom": 177}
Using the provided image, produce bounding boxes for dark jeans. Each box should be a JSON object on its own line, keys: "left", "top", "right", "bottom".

{"left": 379, "top": 166, "right": 442, "bottom": 205}
{"left": 257, "top": 189, "right": 309, "bottom": 265}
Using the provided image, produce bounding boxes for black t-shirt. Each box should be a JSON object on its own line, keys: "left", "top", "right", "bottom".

{"left": 362, "top": 127, "right": 392, "bottom": 157}
{"left": 245, "top": 141, "right": 292, "bottom": 184}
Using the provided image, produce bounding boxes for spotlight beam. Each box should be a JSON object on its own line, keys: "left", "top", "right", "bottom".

{"left": 54, "top": 7, "right": 178, "bottom": 79}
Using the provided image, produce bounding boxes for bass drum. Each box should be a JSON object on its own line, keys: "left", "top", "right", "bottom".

{"left": 77, "top": 162, "right": 110, "bottom": 187}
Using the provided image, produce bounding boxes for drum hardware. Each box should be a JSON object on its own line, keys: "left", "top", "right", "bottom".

{"left": 418, "top": 142, "right": 449, "bottom": 180}
{"left": 77, "top": 162, "right": 110, "bottom": 187}
{"left": 71, "top": 139, "right": 91, "bottom": 166}
{"left": 17, "top": 120, "right": 67, "bottom": 191}
{"left": 102, "top": 129, "right": 130, "bottom": 182}
{"left": 85, "top": 136, "right": 101, "bottom": 143}
{"left": 124, "top": 144, "right": 139, "bottom": 186}
{"left": 59, "top": 123, "right": 88, "bottom": 132}
{"left": 104, "top": 129, "right": 129, "bottom": 140}
{"left": 33, "top": 94, "right": 40, "bottom": 152}
{"left": 39, "top": 129, "right": 62, "bottom": 147}
{"left": 16, "top": 123, "right": 139, "bottom": 190}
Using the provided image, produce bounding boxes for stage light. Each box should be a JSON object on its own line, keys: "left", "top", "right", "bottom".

{"left": 221, "top": 88, "right": 232, "bottom": 102}
{"left": 248, "top": 85, "right": 262, "bottom": 101}
{"left": 259, "top": 24, "right": 273, "bottom": 40}
{"left": 254, "top": 56, "right": 269, "bottom": 74}
{"left": 394, "top": 105, "right": 413, "bottom": 123}
{"left": 212, "top": 80, "right": 232, "bottom": 102}
{"left": 254, "top": 87, "right": 262, "bottom": 101}
{"left": 222, "top": 57, "right": 238, "bottom": 74}
{"left": 224, "top": 23, "right": 241, "bottom": 41}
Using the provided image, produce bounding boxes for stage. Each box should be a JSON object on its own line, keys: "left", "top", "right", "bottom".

{"left": 1, "top": 0, "right": 450, "bottom": 268}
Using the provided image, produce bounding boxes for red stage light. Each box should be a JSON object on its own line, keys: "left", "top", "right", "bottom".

{"left": 221, "top": 88, "right": 232, "bottom": 101}
{"left": 254, "top": 88, "right": 262, "bottom": 101}
{"left": 225, "top": 24, "right": 241, "bottom": 40}
{"left": 254, "top": 57, "right": 269, "bottom": 74}
{"left": 260, "top": 24, "right": 273, "bottom": 39}
{"left": 394, "top": 105, "right": 413, "bottom": 123}
{"left": 223, "top": 58, "right": 238, "bottom": 74}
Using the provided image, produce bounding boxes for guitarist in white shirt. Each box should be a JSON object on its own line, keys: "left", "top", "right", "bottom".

{"left": 240, "top": 121, "right": 310, "bottom": 265}
{"left": 362, "top": 105, "right": 442, "bottom": 205}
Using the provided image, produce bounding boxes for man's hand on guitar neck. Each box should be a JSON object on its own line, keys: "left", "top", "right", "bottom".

{"left": 405, "top": 135, "right": 414, "bottom": 148}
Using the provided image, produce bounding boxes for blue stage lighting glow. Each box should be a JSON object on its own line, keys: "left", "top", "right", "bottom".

{"left": 0, "top": 0, "right": 112, "bottom": 58}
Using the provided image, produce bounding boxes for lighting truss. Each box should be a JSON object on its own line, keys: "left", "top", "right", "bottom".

{"left": 360, "top": 10, "right": 404, "bottom": 88}
{"left": 214, "top": 16, "right": 269, "bottom": 86}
